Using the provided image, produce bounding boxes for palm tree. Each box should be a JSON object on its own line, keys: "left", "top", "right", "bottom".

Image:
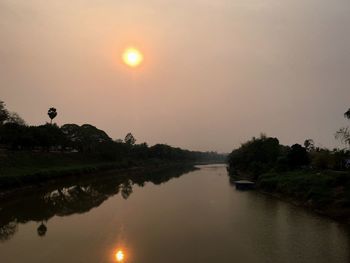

{"left": 47, "top": 107, "right": 57, "bottom": 124}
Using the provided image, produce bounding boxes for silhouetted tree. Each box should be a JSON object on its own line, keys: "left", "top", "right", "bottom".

{"left": 30, "top": 124, "right": 66, "bottom": 150}
{"left": 304, "top": 139, "right": 315, "bottom": 152}
{"left": 287, "top": 144, "right": 310, "bottom": 168}
{"left": 344, "top": 108, "right": 350, "bottom": 119}
{"left": 47, "top": 107, "right": 57, "bottom": 124}
{"left": 227, "top": 135, "right": 281, "bottom": 179}
{"left": 0, "top": 100, "right": 25, "bottom": 126}
{"left": 0, "top": 100, "right": 9, "bottom": 125}
{"left": 124, "top": 133, "right": 136, "bottom": 145}
{"left": 0, "top": 123, "right": 28, "bottom": 149}
{"left": 335, "top": 108, "right": 350, "bottom": 147}
{"left": 6, "top": 112, "right": 26, "bottom": 126}
{"left": 335, "top": 128, "right": 350, "bottom": 146}
{"left": 61, "top": 124, "right": 112, "bottom": 152}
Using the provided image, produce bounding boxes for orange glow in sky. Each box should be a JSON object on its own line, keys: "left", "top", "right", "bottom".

{"left": 122, "top": 47, "right": 143, "bottom": 67}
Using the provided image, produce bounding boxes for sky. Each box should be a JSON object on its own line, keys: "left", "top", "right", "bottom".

{"left": 1, "top": 0, "right": 350, "bottom": 152}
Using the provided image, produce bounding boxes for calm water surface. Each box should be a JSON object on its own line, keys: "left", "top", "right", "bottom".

{"left": 0, "top": 164, "right": 349, "bottom": 263}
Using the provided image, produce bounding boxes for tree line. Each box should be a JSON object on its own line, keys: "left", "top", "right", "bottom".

{"left": 228, "top": 108, "right": 350, "bottom": 180}
{"left": 0, "top": 100, "right": 225, "bottom": 162}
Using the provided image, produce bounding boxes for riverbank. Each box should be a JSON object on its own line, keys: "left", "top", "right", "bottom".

{"left": 0, "top": 151, "right": 200, "bottom": 198}
{"left": 257, "top": 170, "right": 350, "bottom": 222}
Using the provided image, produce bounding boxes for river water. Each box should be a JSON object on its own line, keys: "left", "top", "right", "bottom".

{"left": 0, "top": 164, "right": 349, "bottom": 263}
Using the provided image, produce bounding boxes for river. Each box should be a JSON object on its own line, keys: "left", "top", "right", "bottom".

{"left": 0, "top": 164, "right": 349, "bottom": 263}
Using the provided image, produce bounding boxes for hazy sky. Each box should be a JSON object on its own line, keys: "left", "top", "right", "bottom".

{"left": 1, "top": 0, "right": 350, "bottom": 152}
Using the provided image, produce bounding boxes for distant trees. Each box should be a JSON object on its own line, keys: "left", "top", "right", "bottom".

{"left": 6, "top": 112, "right": 26, "bottom": 125}
{"left": 0, "top": 101, "right": 25, "bottom": 126}
{"left": 0, "top": 123, "right": 66, "bottom": 150}
{"left": 335, "top": 108, "right": 350, "bottom": 147}
{"left": 228, "top": 133, "right": 350, "bottom": 180}
{"left": 344, "top": 108, "right": 350, "bottom": 119}
{"left": 47, "top": 108, "right": 57, "bottom": 124}
{"left": 287, "top": 144, "right": 309, "bottom": 167}
{"left": 61, "top": 124, "right": 112, "bottom": 152}
{"left": 304, "top": 139, "right": 315, "bottom": 152}
{"left": 0, "top": 123, "right": 28, "bottom": 149}
{"left": 227, "top": 135, "right": 281, "bottom": 179}
{"left": 124, "top": 133, "right": 136, "bottom": 145}
{"left": 335, "top": 128, "right": 350, "bottom": 146}
{"left": 0, "top": 99, "right": 225, "bottom": 162}
{"left": 0, "top": 101, "right": 9, "bottom": 125}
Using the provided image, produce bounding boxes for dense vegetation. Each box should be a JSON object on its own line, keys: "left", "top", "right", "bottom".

{"left": 227, "top": 108, "right": 350, "bottom": 220}
{"left": 0, "top": 100, "right": 225, "bottom": 187}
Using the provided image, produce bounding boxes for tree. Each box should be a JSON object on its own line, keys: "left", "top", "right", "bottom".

{"left": 287, "top": 144, "right": 310, "bottom": 168}
{"left": 47, "top": 107, "right": 57, "bottom": 124}
{"left": 0, "top": 100, "right": 9, "bottom": 125}
{"left": 32, "top": 124, "right": 66, "bottom": 150}
{"left": 61, "top": 124, "right": 112, "bottom": 152}
{"left": 344, "top": 108, "right": 350, "bottom": 119}
{"left": 227, "top": 135, "right": 281, "bottom": 178}
{"left": 0, "top": 123, "right": 28, "bottom": 149}
{"left": 124, "top": 133, "right": 136, "bottom": 145}
{"left": 0, "top": 100, "right": 25, "bottom": 126}
{"left": 6, "top": 112, "right": 26, "bottom": 126}
{"left": 335, "top": 127, "right": 350, "bottom": 146}
{"left": 304, "top": 139, "right": 315, "bottom": 152}
{"left": 335, "top": 108, "right": 350, "bottom": 147}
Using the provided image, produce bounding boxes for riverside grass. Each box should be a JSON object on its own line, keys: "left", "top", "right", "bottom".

{"left": 258, "top": 169, "right": 350, "bottom": 220}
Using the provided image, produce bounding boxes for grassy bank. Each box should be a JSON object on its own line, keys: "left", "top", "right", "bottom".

{"left": 0, "top": 151, "right": 194, "bottom": 190}
{"left": 257, "top": 170, "right": 350, "bottom": 221}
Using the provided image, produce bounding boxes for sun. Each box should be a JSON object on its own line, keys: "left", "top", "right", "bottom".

{"left": 122, "top": 47, "right": 143, "bottom": 67}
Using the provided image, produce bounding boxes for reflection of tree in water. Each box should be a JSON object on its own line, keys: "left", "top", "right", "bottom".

{"left": 121, "top": 180, "right": 133, "bottom": 200}
{"left": 37, "top": 222, "right": 47, "bottom": 237}
{"left": 0, "top": 165, "right": 195, "bottom": 241}
{"left": 0, "top": 221, "right": 18, "bottom": 242}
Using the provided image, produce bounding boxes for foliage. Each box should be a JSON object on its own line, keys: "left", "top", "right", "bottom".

{"left": 227, "top": 135, "right": 281, "bottom": 178}
{"left": 61, "top": 124, "right": 112, "bottom": 152}
{"left": 304, "top": 139, "right": 315, "bottom": 152}
{"left": 0, "top": 99, "right": 225, "bottom": 175}
{"left": 0, "top": 101, "right": 25, "bottom": 126}
{"left": 228, "top": 133, "right": 349, "bottom": 180}
{"left": 335, "top": 127, "right": 350, "bottom": 146}
{"left": 0, "top": 101, "right": 9, "bottom": 125}
{"left": 124, "top": 132, "right": 136, "bottom": 145}
{"left": 258, "top": 170, "right": 350, "bottom": 208}
{"left": 335, "top": 108, "right": 350, "bottom": 147}
{"left": 344, "top": 108, "right": 350, "bottom": 119}
{"left": 0, "top": 123, "right": 28, "bottom": 149}
{"left": 310, "top": 148, "right": 349, "bottom": 170}
{"left": 6, "top": 112, "right": 26, "bottom": 125}
{"left": 287, "top": 144, "right": 310, "bottom": 168}
{"left": 47, "top": 107, "right": 57, "bottom": 123}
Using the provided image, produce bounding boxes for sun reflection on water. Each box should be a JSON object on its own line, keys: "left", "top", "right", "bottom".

{"left": 115, "top": 249, "right": 125, "bottom": 262}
